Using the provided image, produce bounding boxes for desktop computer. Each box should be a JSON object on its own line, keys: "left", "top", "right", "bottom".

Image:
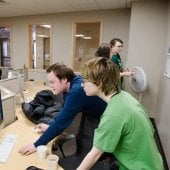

{"left": 1, "top": 67, "right": 9, "bottom": 80}
{"left": 0, "top": 90, "right": 18, "bottom": 163}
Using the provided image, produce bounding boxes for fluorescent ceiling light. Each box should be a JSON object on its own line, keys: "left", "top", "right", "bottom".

{"left": 40, "top": 25, "right": 51, "bottom": 28}
{"left": 75, "top": 34, "right": 84, "bottom": 37}
{"left": 37, "top": 34, "right": 49, "bottom": 38}
{"left": 83, "top": 36, "right": 92, "bottom": 39}
{"left": 75, "top": 34, "right": 92, "bottom": 39}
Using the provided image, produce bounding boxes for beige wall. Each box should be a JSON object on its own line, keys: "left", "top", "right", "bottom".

{"left": 0, "top": 9, "right": 130, "bottom": 69}
{"left": 127, "top": 0, "right": 170, "bottom": 166}
{"left": 126, "top": 0, "right": 168, "bottom": 117}
{"left": 156, "top": 0, "right": 170, "bottom": 166}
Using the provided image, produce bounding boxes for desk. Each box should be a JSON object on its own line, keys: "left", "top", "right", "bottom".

{"left": 0, "top": 120, "right": 63, "bottom": 170}
{"left": 0, "top": 84, "right": 63, "bottom": 170}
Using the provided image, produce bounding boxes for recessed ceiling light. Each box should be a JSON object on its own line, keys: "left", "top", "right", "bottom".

{"left": 40, "top": 25, "right": 51, "bottom": 28}
{"left": 37, "top": 34, "right": 49, "bottom": 38}
{"left": 75, "top": 34, "right": 84, "bottom": 37}
{"left": 83, "top": 36, "right": 92, "bottom": 40}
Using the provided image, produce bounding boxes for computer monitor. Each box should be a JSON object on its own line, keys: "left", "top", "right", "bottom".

{"left": 0, "top": 90, "right": 3, "bottom": 126}
{"left": 1, "top": 67, "right": 9, "bottom": 80}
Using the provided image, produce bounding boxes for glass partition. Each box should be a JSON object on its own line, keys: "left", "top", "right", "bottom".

{"left": 0, "top": 26, "right": 11, "bottom": 67}
{"left": 72, "top": 22, "right": 101, "bottom": 72}
{"left": 29, "top": 24, "right": 51, "bottom": 69}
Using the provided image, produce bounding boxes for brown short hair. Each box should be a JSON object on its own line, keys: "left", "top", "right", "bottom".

{"left": 110, "top": 38, "right": 123, "bottom": 48}
{"left": 95, "top": 43, "right": 110, "bottom": 59}
{"left": 46, "top": 63, "right": 75, "bottom": 82}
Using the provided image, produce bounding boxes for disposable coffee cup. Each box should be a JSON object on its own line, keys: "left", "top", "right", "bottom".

{"left": 29, "top": 79, "right": 35, "bottom": 86}
{"left": 47, "top": 154, "right": 59, "bottom": 170}
{"left": 37, "top": 145, "right": 48, "bottom": 160}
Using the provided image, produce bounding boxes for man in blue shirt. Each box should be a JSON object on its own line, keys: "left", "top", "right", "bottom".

{"left": 19, "top": 63, "right": 106, "bottom": 155}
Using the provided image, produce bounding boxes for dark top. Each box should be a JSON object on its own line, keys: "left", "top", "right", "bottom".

{"left": 34, "top": 75, "right": 107, "bottom": 147}
{"left": 111, "top": 53, "right": 123, "bottom": 71}
{"left": 111, "top": 53, "right": 124, "bottom": 89}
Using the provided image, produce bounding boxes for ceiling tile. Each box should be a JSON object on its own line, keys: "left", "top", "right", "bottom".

{"left": 0, "top": 0, "right": 133, "bottom": 18}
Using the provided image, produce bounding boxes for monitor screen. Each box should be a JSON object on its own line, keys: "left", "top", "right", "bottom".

{"left": 0, "top": 90, "right": 3, "bottom": 125}
{"left": 1, "top": 67, "right": 9, "bottom": 80}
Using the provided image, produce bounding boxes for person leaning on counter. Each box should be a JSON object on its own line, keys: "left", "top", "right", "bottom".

{"left": 18, "top": 63, "right": 106, "bottom": 155}
{"left": 76, "top": 57, "right": 163, "bottom": 170}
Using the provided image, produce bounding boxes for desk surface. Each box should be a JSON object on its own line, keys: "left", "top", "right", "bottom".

{"left": 0, "top": 120, "right": 63, "bottom": 170}
{"left": 0, "top": 81, "right": 63, "bottom": 170}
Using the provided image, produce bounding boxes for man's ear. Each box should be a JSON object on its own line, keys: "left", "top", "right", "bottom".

{"left": 61, "top": 78, "right": 68, "bottom": 84}
{"left": 97, "top": 82, "right": 103, "bottom": 91}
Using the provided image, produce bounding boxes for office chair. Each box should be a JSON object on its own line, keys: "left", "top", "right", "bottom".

{"left": 51, "top": 112, "right": 117, "bottom": 170}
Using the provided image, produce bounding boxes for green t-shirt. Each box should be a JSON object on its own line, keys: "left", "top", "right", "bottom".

{"left": 94, "top": 91, "right": 163, "bottom": 170}
{"left": 111, "top": 53, "right": 123, "bottom": 71}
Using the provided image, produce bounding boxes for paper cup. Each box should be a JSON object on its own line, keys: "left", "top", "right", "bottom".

{"left": 47, "top": 154, "right": 59, "bottom": 170}
{"left": 29, "top": 79, "right": 35, "bottom": 86}
{"left": 37, "top": 145, "right": 48, "bottom": 160}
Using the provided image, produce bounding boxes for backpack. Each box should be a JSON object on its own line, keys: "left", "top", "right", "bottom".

{"left": 21, "top": 90, "right": 63, "bottom": 124}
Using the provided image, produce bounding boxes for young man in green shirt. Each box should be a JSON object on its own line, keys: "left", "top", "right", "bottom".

{"left": 110, "top": 38, "right": 134, "bottom": 89}
{"left": 77, "top": 57, "right": 163, "bottom": 170}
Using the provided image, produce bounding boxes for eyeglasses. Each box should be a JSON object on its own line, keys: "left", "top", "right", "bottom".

{"left": 114, "top": 45, "right": 123, "bottom": 48}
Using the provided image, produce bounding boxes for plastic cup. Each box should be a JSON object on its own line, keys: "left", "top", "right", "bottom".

{"left": 47, "top": 154, "right": 59, "bottom": 170}
{"left": 37, "top": 145, "right": 48, "bottom": 160}
{"left": 29, "top": 79, "right": 35, "bottom": 86}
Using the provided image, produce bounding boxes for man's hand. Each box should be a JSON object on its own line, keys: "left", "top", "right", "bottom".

{"left": 18, "top": 143, "right": 36, "bottom": 155}
{"left": 35, "top": 123, "right": 49, "bottom": 133}
{"left": 121, "top": 68, "right": 135, "bottom": 77}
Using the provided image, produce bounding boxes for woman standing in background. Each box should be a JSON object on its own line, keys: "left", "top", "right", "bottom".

{"left": 95, "top": 40, "right": 134, "bottom": 89}
{"left": 95, "top": 43, "right": 111, "bottom": 59}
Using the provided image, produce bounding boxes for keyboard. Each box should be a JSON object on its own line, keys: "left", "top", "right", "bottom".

{"left": 0, "top": 134, "right": 18, "bottom": 163}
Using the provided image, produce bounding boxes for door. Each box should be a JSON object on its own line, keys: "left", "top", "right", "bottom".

{"left": 72, "top": 21, "right": 102, "bottom": 72}
{"left": 29, "top": 24, "right": 51, "bottom": 69}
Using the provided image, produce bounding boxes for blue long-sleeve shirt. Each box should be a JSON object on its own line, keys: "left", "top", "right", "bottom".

{"left": 34, "top": 75, "right": 106, "bottom": 147}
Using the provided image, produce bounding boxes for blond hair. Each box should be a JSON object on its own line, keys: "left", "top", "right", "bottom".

{"left": 81, "top": 57, "right": 120, "bottom": 95}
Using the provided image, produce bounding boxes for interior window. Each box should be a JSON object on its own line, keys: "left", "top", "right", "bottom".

{"left": 0, "top": 26, "right": 11, "bottom": 67}
{"left": 29, "top": 24, "right": 51, "bottom": 69}
{"left": 72, "top": 22, "right": 101, "bottom": 72}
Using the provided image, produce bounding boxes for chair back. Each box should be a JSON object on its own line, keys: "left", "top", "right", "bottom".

{"left": 75, "top": 112, "right": 100, "bottom": 157}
